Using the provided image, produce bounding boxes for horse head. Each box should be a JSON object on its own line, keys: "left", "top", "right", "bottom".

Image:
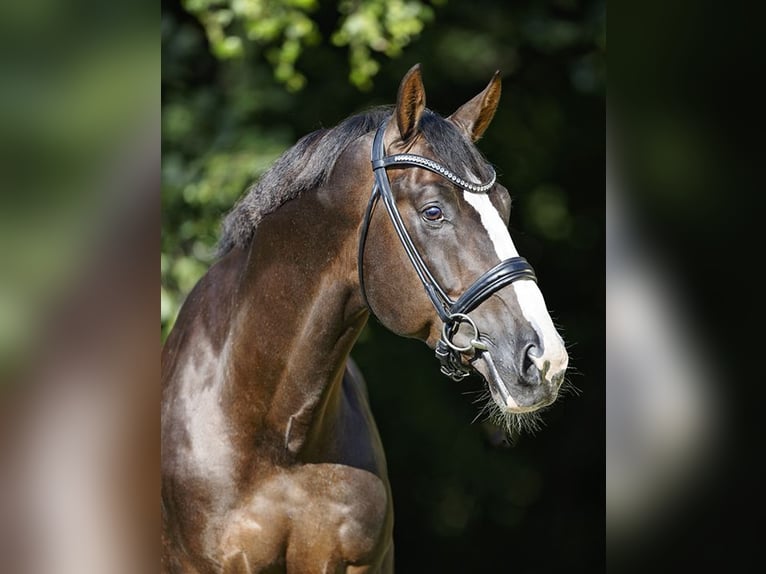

{"left": 359, "top": 65, "right": 569, "bottom": 430}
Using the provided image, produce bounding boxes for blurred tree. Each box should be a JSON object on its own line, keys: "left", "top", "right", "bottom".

{"left": 181, "top": 0, "right": 437, "bottom": 90}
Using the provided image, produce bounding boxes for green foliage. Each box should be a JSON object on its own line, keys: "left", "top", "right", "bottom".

{"left": 332, "top": 0, "right": 435, "bottom": 89}
{"left": 183, "top": 0, "right": 322, "bottom": 91}
{"left": 181, "top": 0, "right": 435, "bottom": 91}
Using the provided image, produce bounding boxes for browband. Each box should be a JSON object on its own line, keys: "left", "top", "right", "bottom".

{"left": 372, "top": 155, "right": 497, "bottom": 194}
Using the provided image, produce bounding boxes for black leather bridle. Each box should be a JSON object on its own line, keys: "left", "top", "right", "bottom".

{"left": 358, "top": 121, "right": 537, "bottom": 381}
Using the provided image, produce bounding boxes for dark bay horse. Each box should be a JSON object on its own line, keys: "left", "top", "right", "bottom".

{"left": 162, "top": 64, "right": 568, "bottom": 573}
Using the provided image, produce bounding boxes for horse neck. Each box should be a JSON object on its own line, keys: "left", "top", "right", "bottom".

{"left": 224, "top": 183, "right": 369, "bottom": 463}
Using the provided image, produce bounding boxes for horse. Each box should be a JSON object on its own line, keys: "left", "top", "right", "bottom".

{"left": 161, "top": 64, "right": 569, "bottom": 573}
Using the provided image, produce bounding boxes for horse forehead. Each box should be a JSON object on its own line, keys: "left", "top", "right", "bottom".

{"left": 396, "top": 165, "right": 444, "bottom": 190}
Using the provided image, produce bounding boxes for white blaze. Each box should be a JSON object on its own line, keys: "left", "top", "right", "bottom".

{"left": 462, "top": 191, "right": 569, "bottom": 379}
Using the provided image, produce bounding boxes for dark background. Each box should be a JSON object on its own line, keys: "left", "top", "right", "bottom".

{"left": 162, "top": 1, "right": 605, "bottom": 571}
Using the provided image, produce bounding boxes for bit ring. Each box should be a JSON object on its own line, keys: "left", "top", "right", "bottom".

{"left": 442, "top": 313, "right": 481, "bottom": 353}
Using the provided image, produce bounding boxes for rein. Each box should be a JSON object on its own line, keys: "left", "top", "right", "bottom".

{"left": 358, "top": 121, "right": 537, "bottom": 381}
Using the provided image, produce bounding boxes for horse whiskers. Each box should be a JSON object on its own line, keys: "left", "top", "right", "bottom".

{"left": 458, "top": 385, "right": 490, "bottom": 403}
{"left": 476, "top": 395, "right": 547, "bottom": 440}
{"left": 470, "top": 397, "right": 493, "bottom": 425}
{"left": 563, "top": 359, "right": 583, "bottom": 374}
{"left": 557, "top": 377, "right": 582, "bottom": 398}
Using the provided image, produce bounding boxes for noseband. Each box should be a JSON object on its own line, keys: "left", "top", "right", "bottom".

{"left": 358, "top": 122, "right": 537, "bottom": 381}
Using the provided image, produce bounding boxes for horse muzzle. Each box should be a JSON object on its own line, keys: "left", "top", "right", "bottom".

{"left": 473, "top": 349, "right": 565, "bottom": 413}
{"left": 440, "top": 311, "right": 568, "bottom": 414}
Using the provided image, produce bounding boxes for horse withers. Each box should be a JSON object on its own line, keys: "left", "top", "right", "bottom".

{"left": 161, "top": 64, "right": 568, "bottom": 573}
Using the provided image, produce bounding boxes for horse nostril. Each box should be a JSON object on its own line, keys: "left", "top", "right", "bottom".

{"left": 520, "top": 343, "right": 541, "bottom": 381}
{"left": 526, "top": 343, "right": 542, "bottom": 359}
{"left": 522, "top": 350, "right": 535, "bottom": 374}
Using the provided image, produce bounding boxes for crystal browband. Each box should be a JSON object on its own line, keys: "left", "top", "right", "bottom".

{"left": 371, "top": 154, "right": 496, "bottom": 193}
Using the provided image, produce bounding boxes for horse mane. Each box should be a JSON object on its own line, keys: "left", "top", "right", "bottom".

{"left": 218, "top": 106, "right": 494, "bottom": 255}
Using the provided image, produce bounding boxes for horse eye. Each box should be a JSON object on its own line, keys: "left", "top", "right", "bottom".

{"left": 422, "top": 206, "right": 443, "bottom": 221}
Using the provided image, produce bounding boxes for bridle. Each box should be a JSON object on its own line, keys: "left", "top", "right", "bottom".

{"left": 358, "top": 120, "right": 538, "bottom": 381}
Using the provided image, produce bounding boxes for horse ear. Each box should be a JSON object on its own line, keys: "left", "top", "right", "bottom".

{"left": 395, "top": 64, "right": 426, "bottom": 142}
{"left": 449, "top": 71, "right": 502, "bottom": 142}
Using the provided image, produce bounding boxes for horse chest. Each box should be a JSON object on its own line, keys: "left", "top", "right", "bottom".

{"left": 218, "top": 464, "right": 392, "bottom": 573}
